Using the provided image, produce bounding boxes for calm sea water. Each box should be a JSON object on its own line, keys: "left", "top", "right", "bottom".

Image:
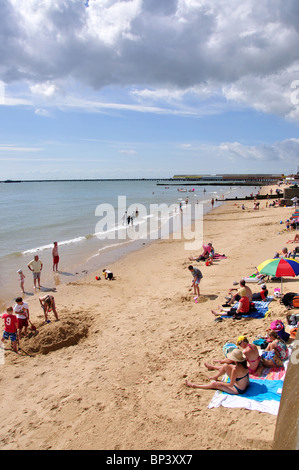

{"left": 0, "top": 180, "right": 256, "bottom": 306}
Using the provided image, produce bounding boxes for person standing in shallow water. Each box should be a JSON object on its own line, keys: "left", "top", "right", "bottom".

{"left": 27, "top": 255, "right": 43, "bottom": 289}
{"left": 52, "top": 242, "right": 59, "bottom": 272}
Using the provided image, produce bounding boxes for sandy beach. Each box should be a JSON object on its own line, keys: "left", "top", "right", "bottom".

{"left": 0, "top": 184, "right": 297, "bottom": 450}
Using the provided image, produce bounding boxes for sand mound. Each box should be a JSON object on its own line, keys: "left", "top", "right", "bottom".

{"left": 21, "top": 317, "right": 89, "bottom": 355}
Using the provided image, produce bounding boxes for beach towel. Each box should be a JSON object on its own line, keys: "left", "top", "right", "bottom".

{"left": 221, "top": 297, "right": 273, "bottom": 319}
{"left": 250, "top": 365, "right": 286, "bottom": 381}
{"left": 208, "top": 349, "right": 291, "bottom": 415}
{"left": 208, "top": 377, "right": 284, "bottom": 416}
{"left": 213, "top": 253, "right": 227, "bottom": 260}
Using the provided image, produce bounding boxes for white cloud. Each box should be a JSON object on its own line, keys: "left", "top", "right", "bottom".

{"left": 30, "top": 82, "right": 59, "bottom": 97}
{"left": 218, "top": 138, "right": 299, "bottom": 164}
{"left": 0, "top": 145, "right": 43, "bottom": 152}
{"left": 1, "top": 0, "right": 299, "bottom": 120}
{"left": 34, "top": 108, "right": 53, "bottom": 117}
{"left": 119, "top": 149, "right": 137, "bottom": 155}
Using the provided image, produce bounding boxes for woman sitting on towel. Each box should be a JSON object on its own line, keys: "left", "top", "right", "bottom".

{"left": 185, "top": 349, "right": 249, "bottom": 395}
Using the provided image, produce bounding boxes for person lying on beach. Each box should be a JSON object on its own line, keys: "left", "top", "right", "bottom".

{"left": 287, "top": 233, "right": 299, "bottom": 243}
{"left": 39, "top": 295, "right": 59, "bottom": 322}
{"left": 212, "top": 296, "right": 250, "bottom": 320}
{"left": 188, "top": 265, "right": 203, "bottom": 297}
{"left": 225, "top": 280, "right": 252, "bottom": 306}
{"left": 236, "top": 336, "right": 261, "bottom": 374}
{"left": 188, "top": 243, "right": 213, "bottom": 262}
{"left": 185, "top": 349, "right": 249, "bottom": 395}
{"left": 242, "top": 269, "right": 268, "bottom": 284}
{"left": 260, "top": 330, "right": 288, "bottom": 368}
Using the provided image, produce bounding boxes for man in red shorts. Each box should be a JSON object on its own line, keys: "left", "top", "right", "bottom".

{"left": 52, "top": 241, "right": 60, "bottom": 272}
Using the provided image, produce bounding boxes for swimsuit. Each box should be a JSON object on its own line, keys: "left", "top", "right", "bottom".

{"left": 247, "top": 344, "right": 261, "bottom": 374}
{"left": 233, "top": 372, "right": 249, "bottom": 394}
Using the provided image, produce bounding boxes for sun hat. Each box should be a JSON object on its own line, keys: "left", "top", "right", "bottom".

{"left": 226, "top": 349, "right": 246, "bottom": 362}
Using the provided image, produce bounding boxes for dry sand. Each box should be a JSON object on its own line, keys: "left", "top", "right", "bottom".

{"left": 0, "top": 184, "right": 297, "bottom": 450}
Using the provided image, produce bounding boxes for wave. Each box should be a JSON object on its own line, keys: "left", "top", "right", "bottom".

{"left": 86, "top": 239, "right": 135, "bottom": 261}
{"left": 21, "top": 236, "right": 87, "bottom": 255}
{"left": 4, "top": 201, "right": 200, "bottom": 261}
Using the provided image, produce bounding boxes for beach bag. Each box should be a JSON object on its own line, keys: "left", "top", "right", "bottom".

{"left": 292, "top": 296, "right": 299, "bottom": 308}
{"left": 270, "top": 319, "right": 284, "bottom": 331}
{"left": 270, "top": 320, "right": 290, "bottom": 342}
{"left": 280, "top": 292, "right": 298, "bottom": 307}
{"left": 223, "top": 342, "right": 238, "bottom": 357}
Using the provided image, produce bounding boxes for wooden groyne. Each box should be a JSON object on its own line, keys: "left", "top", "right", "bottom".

{"left": 217, "top": 194, "right": 283, "bottom": 201}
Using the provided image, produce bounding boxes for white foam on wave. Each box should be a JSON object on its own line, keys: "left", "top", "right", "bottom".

{"left": 22, "top": 236, "right": 86, "bottom": 255}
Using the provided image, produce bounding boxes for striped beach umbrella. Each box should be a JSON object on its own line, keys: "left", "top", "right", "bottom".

{"left": 257, "top": 257, "right": 299, "bottom": 293}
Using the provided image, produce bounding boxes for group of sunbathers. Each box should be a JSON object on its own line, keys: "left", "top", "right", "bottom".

{"left": 210, "top": 279, "right": 268, "bottom": 320}
{"left": 185, "top": 328, "right": 288, "bottom": 395}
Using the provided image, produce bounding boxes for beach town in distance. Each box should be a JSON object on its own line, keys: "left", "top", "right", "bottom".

{"left": 1, "top": 174, "right": 299, "bottom": 451}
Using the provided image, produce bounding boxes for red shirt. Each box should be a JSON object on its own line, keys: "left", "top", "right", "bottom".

{"left": 260, "top": 289, "right": 268, "bottom": 300}
{"left": 2, "top": 313, "right": 18, "bottom": 333}
{"left": 239, "top": 296, "right": 250, "bottom": 313}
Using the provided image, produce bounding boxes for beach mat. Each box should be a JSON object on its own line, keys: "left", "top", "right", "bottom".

{"left": 221, "top": 297, "right": 273, "bottom": 319}
{"left": 208, "top": 377, "right": 283, "bottom": 416}
{"left": 213, "top": 253, "right": 227, "bottom": 260}
{"left": 250, "top": 366, "right": 286, "bottom": 381}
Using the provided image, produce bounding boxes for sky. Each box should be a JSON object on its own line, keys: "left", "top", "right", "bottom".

{"left": 1, "top": 0, "right": 299, "bottom": 180}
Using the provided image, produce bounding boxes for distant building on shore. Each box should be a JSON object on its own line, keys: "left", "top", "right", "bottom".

{"left": 172, "top": 174, "right": 283, "bottom": 184}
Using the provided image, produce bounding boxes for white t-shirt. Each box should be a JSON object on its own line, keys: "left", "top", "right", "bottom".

{"left": 28, "top": 259, "right": 42, "bottom": 273}
{"left": 14, "top": 302, "right": 29, "bottom": 319}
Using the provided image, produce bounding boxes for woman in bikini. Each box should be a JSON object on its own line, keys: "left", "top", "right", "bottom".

{"left": 185, "top": 349, "right": 250, "bottom": 395}
{"left": 237, "top": 336, "right": 261, "bottom": 374}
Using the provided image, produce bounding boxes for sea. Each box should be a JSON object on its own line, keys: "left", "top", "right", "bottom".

{"left": 0, "top": 179, "right": 257, "bottom": 307}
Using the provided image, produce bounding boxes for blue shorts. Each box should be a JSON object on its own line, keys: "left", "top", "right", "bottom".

{"left": 3, "top": 331, "right": 17, "bottom": 342}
